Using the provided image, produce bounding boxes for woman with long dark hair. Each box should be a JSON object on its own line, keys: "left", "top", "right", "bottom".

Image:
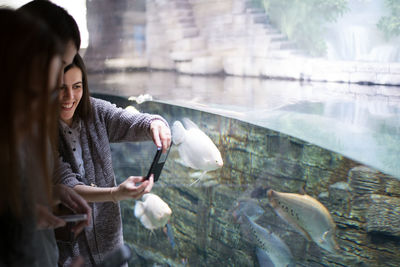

{"left": 56, "top": 53, "right": 171, "bottom": 266}
{"left": 0, "top": 8, "right": 88, "bottom": 267}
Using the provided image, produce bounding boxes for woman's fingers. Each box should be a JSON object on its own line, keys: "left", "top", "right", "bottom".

{"left": 151, "top": 124, "right": 162, "bottom": 148}
{"left": 119, "top": 175, "right": 153, "bottom": 200}
{"left": 144, "top": 174, "right": 154, "bottom": 194}
{"left": 150, "top": 120, "right": 171, "bottom": 153}
{"left": 36, "top": 204, "right": 66, "bottom": 229}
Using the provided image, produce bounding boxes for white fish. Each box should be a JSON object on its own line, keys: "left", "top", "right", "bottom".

{"left": 172, "top": 118, "right": 223, "bottom": 184}
{"left": 267, "top": 189, "right": 339, "bottom": 253}
{"left": 124, "top": 105, "right": 139, "bottom": 114}
{"left": 134, "top": 193, "right": 172, "bottom": 230}
{"left": 128, "top": 94, "right": 153, "bottom": 104}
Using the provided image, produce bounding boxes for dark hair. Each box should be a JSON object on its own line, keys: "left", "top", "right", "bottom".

{"left": 0, "top": 8, "right": 63, "bottom": 218}
{"left": 18, "top": 0, "right": 81, "bottom": 50}
{"left": 64, "top": 53, "right": 92, "bottom": 122}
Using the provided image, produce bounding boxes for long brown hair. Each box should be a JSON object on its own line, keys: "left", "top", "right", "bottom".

{"left": 0, "top": 9, "right": 64, "bottom": 218}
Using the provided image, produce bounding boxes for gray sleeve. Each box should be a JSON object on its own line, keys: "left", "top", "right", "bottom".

{"left": 93, "top": 98, "right": 169, "bottom": 143}
{"left": 53, "top": 153, "right": 84, "bottom": 188}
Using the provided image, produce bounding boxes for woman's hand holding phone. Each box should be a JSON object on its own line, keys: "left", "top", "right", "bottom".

{"left": 113, "top": 175, "right": 154, "bottom": 201}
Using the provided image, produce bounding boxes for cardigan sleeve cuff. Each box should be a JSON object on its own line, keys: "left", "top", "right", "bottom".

{"left": 61, "top": 175, "right": 85, "bottom": 188}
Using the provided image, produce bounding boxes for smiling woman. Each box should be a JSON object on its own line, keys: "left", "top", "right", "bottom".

{"left": 60, "top": 63, "right": 84, "bottom": 126}
{"left": 56, "top": 53, "right": 172, "bottom": 266}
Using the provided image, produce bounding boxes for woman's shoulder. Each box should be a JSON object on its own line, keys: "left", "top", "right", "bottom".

{"left": 90, "top": 96, "right": 112, "bottom": 107}
{"left": 90, "top": 97, "right": 118, "bottom": 112}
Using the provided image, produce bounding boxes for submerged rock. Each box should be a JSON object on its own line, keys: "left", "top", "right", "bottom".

{"left": 366, "top": 194, "right": 400, "bottom": 237}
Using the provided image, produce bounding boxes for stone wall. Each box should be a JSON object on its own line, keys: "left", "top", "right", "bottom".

{"left": 84, "top": 0, "right": 146, "bottom": 72}
{"left": 82, "top": 0, "right": 400, "bottom": 85}
{"left": 145, "top": 0, "right": 400, "bottom": 85}
{"left": 107, "top": 98, "right": 400, "bottom": 266}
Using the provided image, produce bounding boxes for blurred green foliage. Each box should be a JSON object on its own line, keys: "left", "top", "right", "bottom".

{"left": 377, "top": 0, "right": 400, "bottom": 40}
{"left": 260, "top": 0, "right": 348, "bottom": 56}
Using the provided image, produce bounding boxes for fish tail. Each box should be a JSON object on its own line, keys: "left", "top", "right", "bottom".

{"left": 134, "top": 201, "right": 144, "bottom": 218}
{"left": 141, "top": 215, "right": 155, "bottom": 231}
{"left": 189, "top": 178, "right": 201, "bottom": 186}
{"left": 182, "top": 118, "right": 198, "bottom": 129}
{"left": 255, "top": 247, "right": 275, "bottom": 267}
{"left": 267, "top": 189, "right": 277, "bottom": 208}
{"left": 172, "top": 121, "right": 186, "bottom": 145}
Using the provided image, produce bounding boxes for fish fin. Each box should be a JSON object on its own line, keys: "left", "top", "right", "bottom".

{"left": 189, "top": 171, "right": 207, "bottom": 186}
{"left": 255, "top": 247, "right": 275, "bottom": 267}
{"left": 166, "top": 223, "right": 175, "bottom": 249}
{"left": 134, "top": 201, "right": 144, "bottom": 218}
{"left": 140, "top": 214, "right": 155, "bottom": 230}
{"left": 189, "top": 178, "right": 201, "bottom": 186}
{"left": 299, "top": 184, "right": 307, "bottom": 195}
{"left": 321, "top": 230, "right": 336, "bottom": 245}
{"left": 321, "top": 230, "right": 340, "bottom": 253}
{"left": 172, "top": 121, "right": 186, "bottom": 145}
{"left": 176, "top": 145, "right": 199, "bottom": 170}
{"left": 267, "top": 190, "right": 278, "bottom": 208}
{"left": 182, "top": 118, "right": 199, "bottom": 130}
{"left": 176, "top": 158, "right": 191, "bottom": 168}
{"left": 189, "top": 171, "right": 204, "bottom": 178}
{"left": 322, "top": 230, "right": 329, "bottom": 242}
{"left": 199, "top": 170, "right": 207, "bottom": 179}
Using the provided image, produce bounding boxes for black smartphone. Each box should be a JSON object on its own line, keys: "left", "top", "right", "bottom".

{"left": 96, "top": 244, "right": 132, "bottom": 267}
{"left": 145, "top": 146, "right": 171, "bottom": 182}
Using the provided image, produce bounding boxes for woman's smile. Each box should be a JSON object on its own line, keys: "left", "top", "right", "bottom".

{"left": 59, "top": 66, "right": 83, "bottom": 126}
{"left": 61, "top": 102, "right": 74, "bottom": 109}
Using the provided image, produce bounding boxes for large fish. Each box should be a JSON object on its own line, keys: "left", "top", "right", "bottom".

{"left": 233, "top": 199, "right": 295, "bottom": 267}
{"left": 267, "top": 189, "right": 339, "bottom": 253}
{"left": 172, "top": 118, "right": 223, "bottom": 184}
{"left": 134, "top": 193, "right": 172, "bottom": 230}
{"left": 239, "top": 214, "right": 295, "bottom": 267}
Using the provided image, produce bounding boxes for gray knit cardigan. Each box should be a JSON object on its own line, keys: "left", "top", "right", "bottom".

{"left": 55, "top": 97, "right": 168, "bottom": 266}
